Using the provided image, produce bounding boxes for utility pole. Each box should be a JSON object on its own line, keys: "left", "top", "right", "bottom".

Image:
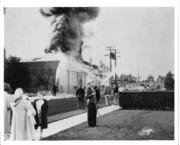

{"left": 105, "top": 46, "right": 114, "bottom": 71}
{"left": 137, "top": 62, "right": 140, "bottom": 82}
{"left": 138, "top": 63, "right": 139, "bottom": 82}
{"left": 111, "top": 49, "right": 120, "bottom": 84}
{"left": 105, "top": 46, "right": 120, "bottom": 85}
{"left": 114, "top": 49, "right": 117, "bottom": 84}
{"left": 105, "top": 46, "right": 114, "bottom": 85}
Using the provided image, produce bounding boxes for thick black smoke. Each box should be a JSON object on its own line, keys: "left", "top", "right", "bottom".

{"left": 40, "top": 7, "right": 99, "bottom": 60}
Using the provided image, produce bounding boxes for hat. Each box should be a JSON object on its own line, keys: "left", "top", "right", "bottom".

{"left": 86, "top": 79, "right": 94, "bottom": 85}
{"left": 14, "top": 88, "right": 23, "bottom": 100}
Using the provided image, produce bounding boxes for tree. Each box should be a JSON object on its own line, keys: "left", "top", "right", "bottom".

{"left": 4, "top": 56, "right": 30, "bottom": 91}
{"left": 126, "top": 74, "right": 136, "bottom": 83}
{"left": 35, "top": 68, "right": 54, "bottom": 90}
{"left": 157, "top": 75, "right": 165, "bottom": 82}
{"left": 164, "top": 71, "right": 174, "bottom": 91}
{"left": 119, "top": 73, "right": 136, "bottom": 83}
{"left": 147, "top": 75, "right": 154, "bottom": 82}
{"left": 119, "top": 74, "right": 127, "bottom": 82}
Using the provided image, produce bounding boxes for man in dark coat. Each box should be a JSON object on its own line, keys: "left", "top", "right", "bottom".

{"left": 52, "top": 85, "right": 57, "bottom": 96}
{"left": 86, "top": 80, "right": 97, "bottom": 127}
{"left": 94, "top": 86, "right": 100, "bottom": 103}
{"left": 76, "top": 85, "right": 85, "bottom": 109}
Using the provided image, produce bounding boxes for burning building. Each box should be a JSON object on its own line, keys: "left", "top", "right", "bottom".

{"left": 21, "top": 55, "right": 101, "bottom": 94}
{"left": 20, "top": 7, "right": 102, "bottom": 93}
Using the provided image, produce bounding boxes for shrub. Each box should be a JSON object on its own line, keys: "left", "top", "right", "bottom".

{"left": 119, "top": 91, "right": 174, "bottom": 110}
{"left": 4, "top": 56, "right": 30, "bottom": 91}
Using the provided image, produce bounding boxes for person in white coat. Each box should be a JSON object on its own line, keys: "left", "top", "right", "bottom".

{"left": 4, "top": 83, "right": 13, "bottom": 140}
{"left": 10, "top": 88, "right": 36, "bottom": 141}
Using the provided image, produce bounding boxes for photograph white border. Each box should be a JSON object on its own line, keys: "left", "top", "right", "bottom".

{"left": 0, "top": 0, "right": 179, "bottom": 145}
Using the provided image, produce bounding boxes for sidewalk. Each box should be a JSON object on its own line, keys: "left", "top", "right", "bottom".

{"left": 35, "top": 105, "right": 121, "bottom": 140}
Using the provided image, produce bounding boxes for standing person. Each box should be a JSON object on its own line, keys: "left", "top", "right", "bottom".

{"left": 10, "top": 88, "right": 36, "bottom": 141}
{"left": 34, "top": 91, "right": 49, "bottom": 139}
{"left": 76, "top": 85, "right": 85, "bottom": 109}
{"left": 4, "top": 83, "right": 13, "bottom": 140}
{"left": 113, "top": 84, "right": 119, "bottom": 105}
{"left": 94, "top": 86, "right": 100, "bottom": 103}
{"left": 86, "top": 80, "right": 97, "bottom": 127}
{"left": 104, "top": 83, "right": 112, "bottom": 106}
{"left": 52, "top": 85, "right": 57, "bottom": 96}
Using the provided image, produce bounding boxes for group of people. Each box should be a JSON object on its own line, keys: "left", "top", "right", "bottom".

{"left": 104, "top": 83, "right": 125, "bottom": 106}
{"left": 75, "top": 81, "right": 125, "bottom": 128}
{"left": 4, "top": 84, "right": 49, "bottom": 141}
{"left": 76, "top": 84, "right": 100, "bottom": 110}
{"left": 4, "top": 81, "right": 127, "bottom": 140}
{"left": 76, "top": 82, "right": 124, "bottom": 110}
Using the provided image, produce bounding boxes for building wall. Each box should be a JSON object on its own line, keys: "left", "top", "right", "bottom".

{"left": 21, "top": 60, "right": 101, "bottom": 94}
{"left": 21, "top": 61, "right": 59, "bottom": 93}
{"left": 55, "top": 61, "right": 87, "bottom": 94}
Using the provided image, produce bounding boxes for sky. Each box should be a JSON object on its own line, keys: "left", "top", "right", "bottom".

{"left": 4, "top": 7, "right": 174, "bottom": 80}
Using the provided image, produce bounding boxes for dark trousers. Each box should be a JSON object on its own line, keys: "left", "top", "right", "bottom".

{"left": 53, "top": 91, "right": 56, "bottom": 96}
{"left": 78, "top": 98, "right": 84, "bottom": 109}
{"left": 96, "top": 96, "right": 100, "bottom": 103}
{"left": 87, "top": 102, "right": 97, "bottom": 127}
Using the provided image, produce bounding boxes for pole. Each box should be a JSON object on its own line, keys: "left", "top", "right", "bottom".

{"left": 105, "top": 46, "right": 114, "bottom": 72}
{"left": 110, "top": 48, "right": 112, "bottom": 71}
{"left": 109, "top": 48, "right": 112, "bottom": 85}
{"left": 105, "top": 46, "right": 120, "bottom": 85}
{"left": 115, "top": 49, "right": 117, "bottom": 84}
{"left": 138, "top": 63, "right": 140, "bottom": 82}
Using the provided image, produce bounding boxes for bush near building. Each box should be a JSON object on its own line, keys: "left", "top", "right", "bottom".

{"left": 4, "top": 56, "right": 30, "bottom": 92}
{"left": 119, "top": 91, "right": 174, "bottom": 110}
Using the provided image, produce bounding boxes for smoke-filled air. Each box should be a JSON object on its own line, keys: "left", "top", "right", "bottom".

{"left": 40, "top": 7, "right": 100, "bottom": 61}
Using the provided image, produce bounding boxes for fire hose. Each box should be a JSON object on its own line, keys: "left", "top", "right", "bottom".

{"left": 95, "top": 104, "right": 126, "bottom": 139}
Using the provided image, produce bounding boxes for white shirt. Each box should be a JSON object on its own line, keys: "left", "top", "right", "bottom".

{"left": 36, "top": 99, "right": 44, "bottom": 114}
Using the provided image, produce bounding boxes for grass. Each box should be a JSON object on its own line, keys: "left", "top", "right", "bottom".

{"left": 43, "top": 109, "right": 174, "bottom": 140}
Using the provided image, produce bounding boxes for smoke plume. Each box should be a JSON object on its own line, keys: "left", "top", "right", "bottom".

{"left": 40, "top": 7, "right": 100, "bottom": 60}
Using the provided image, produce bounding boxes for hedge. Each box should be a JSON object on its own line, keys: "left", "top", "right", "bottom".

{"left": 119, "top": 91, "right": 174, "bottom": 110}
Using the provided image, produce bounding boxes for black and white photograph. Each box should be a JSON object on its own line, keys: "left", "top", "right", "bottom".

{"left": 1, "top": 0, "right": 179, "bottom": 144}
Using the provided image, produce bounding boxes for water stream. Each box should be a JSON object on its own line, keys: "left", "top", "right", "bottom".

{"left": 55, "top": 56, "right": 116, "bottom": 88}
